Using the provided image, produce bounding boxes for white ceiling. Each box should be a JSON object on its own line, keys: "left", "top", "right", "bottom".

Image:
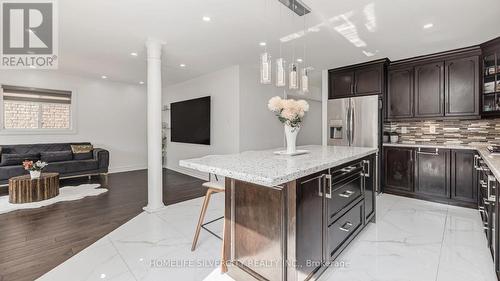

{"left": 56, "top": 0, "right": 500, "bottom": 86}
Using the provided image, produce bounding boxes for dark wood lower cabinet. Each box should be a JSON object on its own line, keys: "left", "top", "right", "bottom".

{"left": 384, "top": 146, "right": 477, "bottom": 208}
{"left": 384, "top": 147, "right": 414, "bottom": 192}
{"left": 363, "top": 154, "right": 376, "bottom": 222}
{"left": 451, "top": 150, "right": 477, "bottom": 204}
{"left": 297, "top": 171, "right": 327, "bottom": 278}
{"left": 415, "top": 148, "right": 450, "bottom": 198}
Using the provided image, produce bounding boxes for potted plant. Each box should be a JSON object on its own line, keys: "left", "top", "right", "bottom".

{"left": 22, "top": 160, "right": 48, "bottom": 179}
{"left": 268, "top": 96, "right": 309, "bottom": 154}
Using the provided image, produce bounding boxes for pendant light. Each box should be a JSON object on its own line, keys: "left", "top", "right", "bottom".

{"left": 276, "top": 58, "right": 286, "bottom": 87}
{"left": 288, "top": 0, "right": 299, "bottom": 90}
{"left": 275, "top": 1, "right": 286, "bottom": 87}
{"left": 301, "top": 68, "right": 309, "bottom": 93}
{"left": 260, "top": 52, "right": 272, "bottom": 84}
{"left": 289, "top": 63, "right": 299, "bottom": 90}
{"left": 259, "top": 0, "right": 271, "bottom": 84}
{"left": 300, "top": 4, "right": 309, "bottom": 93}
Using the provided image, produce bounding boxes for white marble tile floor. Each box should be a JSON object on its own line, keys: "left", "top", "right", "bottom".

{"left": 37, "top": 193, "right": 497, "bottom": 281}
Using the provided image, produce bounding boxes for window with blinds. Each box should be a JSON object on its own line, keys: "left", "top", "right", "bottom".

{"left": 2, "top": 85, "right": 72, "bottom": 130}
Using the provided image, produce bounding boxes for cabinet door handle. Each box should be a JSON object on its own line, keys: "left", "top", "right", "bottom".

{"left": 362, "top": 159, "right": 370, "bottom": 178}
{"left": 487, "top": 175, "right": 496, "bottom": 199}
{"left": 417, "top": 147, "right": 439, "bottom": 156}
{"left": 339, "top": 190, "right": 355, "bottom": 198}
{"left": 318, "top": 175, "right": 324, "bottom": 197}
{"left": 325, "top": 174, "right": 332, "bottom": 199}
{"left": 339, "top": 222, "right": 353, "bottom": 232}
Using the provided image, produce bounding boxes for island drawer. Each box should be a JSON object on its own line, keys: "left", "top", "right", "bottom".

{"left": 327, "top": 164, "right": 364, "bottom": 221}
{"left": 327, "top": 200, "right": 364, "bottom": 258}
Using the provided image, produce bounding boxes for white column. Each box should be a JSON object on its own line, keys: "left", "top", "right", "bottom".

{"left": 144, "top": 39, "right": 166, "bottom": 213}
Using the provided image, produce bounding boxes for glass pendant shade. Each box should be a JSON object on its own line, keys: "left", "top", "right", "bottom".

{"left": 260, "top": 52, "right": 272, "bottom": 84}
{"left": 301, "top": 68, "right": 309, "bottom": 93}
{"left": 289, "top": 63, "right": 299, "bottom": 90}
{"left": 275, "top": 58, "right": 286, "bottom": 87}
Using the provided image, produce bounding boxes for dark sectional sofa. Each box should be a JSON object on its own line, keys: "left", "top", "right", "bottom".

{"left": 0, "top": 142, "right": 109, "bottom": 186}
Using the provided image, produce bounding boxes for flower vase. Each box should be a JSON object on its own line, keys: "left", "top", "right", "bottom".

{"left": 30, "top": 170, "right": 41, "bottom": 179}
{"left": 285, "top": 125, "right": 300, "bottom": 154}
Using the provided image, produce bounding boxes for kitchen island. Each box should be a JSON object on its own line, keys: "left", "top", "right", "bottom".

{"left": 180, "top": 145, "right": 378, "bottom": 281}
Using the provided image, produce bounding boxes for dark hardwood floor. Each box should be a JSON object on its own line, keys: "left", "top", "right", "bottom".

{"left": 0, "top": 169, "right": 206, "bottom": 281}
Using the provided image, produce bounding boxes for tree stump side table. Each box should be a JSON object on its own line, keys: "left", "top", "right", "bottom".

{"left": 8, "top": 173, "right": 60, "bottom": 204}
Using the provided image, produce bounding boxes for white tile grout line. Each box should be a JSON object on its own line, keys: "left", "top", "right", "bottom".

{"left": 434, "top": 205, "right": 449, "bottom": 281}
{"left": 109, "top": 238, "right": 139, "bottom": 281}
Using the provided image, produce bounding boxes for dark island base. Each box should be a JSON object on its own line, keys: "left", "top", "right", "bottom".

{"left": 223, "top": 153, "right": 377, "bottom": 281}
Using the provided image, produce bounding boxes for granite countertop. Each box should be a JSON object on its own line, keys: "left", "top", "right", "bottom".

{"left": 382, "top": 142, "right": 500, "bottom": 181}
{"left": 179, "top": 145, "right": 378, "bottom": 187}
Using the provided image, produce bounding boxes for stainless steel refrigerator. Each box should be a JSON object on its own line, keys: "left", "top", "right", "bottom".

{"left": 327, "top": 95, "right": 382, "bottom": 192}
{"left": 327, "top": 95, "right": 380, "bottom": 148}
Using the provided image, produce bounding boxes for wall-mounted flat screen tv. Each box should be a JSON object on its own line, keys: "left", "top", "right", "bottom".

{"left": 170, "top": 96, "right": 211, "bottom": 145}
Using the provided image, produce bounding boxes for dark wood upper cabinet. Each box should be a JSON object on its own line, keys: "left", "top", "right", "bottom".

{"left": 414, "top": 62, "right": 445, "bottom": 118}
{"left": 384, "top": 46, "right": 481, "bottom": 121}
{"left": 329, "top": 70, "right": 354, "bottom": 99}
{"left": 445, "top": 56, "right": 479, "bottom": 117}
{"left": 355, "top": 65, "right": 383, "bottom": 95}
{"left": 387, "top": 67, "right": 414, "bottom": 119}
{"left": 450, "top": 150, "right": 477, "bottom": 203}
{"left": 328, "top": 59, "right": 388, "bottom": 99}
{"left": 414, "top": 148, "right": 450, "bottom": 198}
{"left": 384, "top": 147, "right": 414, "bottom": 192}
{"left": 296, "top": 171, "right": 326, "bottom": 278}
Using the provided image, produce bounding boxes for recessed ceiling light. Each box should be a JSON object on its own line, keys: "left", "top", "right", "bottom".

{"left": 101, "top": 75, "right": 107, "bottom": 79}
{"left": 259, "top": 42, "right": 266, "bottom": 46}
{"left": 179, "top": 64, "right": 186, "bottom": 68}
{"left": 139, "top": 81, "right": 144, "bottom": 85}
{"left": 130, "top": 52, "right": 138, "bottom": 57}
{"left": 202, "top": 16, "right": 211, "bottom": 22}
{"left": 100, "top": 273, "right": 106, "bottom": 279}
{"left": 423, "top": 23, "right": 434, "bottom": 29}
{"left": 296, "top": 58, "right": 303, "bottom": 63}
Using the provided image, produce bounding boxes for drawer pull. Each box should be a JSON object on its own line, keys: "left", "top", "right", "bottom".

{"left": 339, "top": 190, "right": 355, "bottom": 198}
{"left": 340, "top": 166, "right": 356, "bottom": 173}
{"left": 339, "top": 222, "right": 353, "bottom": 232}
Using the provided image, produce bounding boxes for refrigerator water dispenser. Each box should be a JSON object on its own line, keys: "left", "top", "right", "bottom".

{"left": 329, "top": 120, "right": 343, "bottom": 139}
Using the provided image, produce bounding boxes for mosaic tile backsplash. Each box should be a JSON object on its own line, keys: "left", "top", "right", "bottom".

{"left": 384, "top": 119, "right": 500, "bottom": 145}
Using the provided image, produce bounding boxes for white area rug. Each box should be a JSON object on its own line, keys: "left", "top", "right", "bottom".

{"left": 0, "top": 184, "right": 107, "bottom": 214}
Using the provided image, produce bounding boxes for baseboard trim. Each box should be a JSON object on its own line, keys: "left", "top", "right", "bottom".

{"left": 166, "top": 165, "right": 208, "bottom": 181}
{"left": 109, "top": 165, "right": 147, "bottom": 174}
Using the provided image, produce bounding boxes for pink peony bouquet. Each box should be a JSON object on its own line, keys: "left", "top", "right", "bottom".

{"left": 267, "top": 96, "right": 309, "bottom": 128}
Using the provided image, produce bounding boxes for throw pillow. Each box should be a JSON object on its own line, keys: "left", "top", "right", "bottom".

{"left": 0, "top": 153, "right": 39, "bottom": 166}
{"left": 71, "top": 144, "right": 93, "bottom": 161}
{"left": 40, "top": 151, "right": 73, "bottom": 162}
{"left": 70, "top": 144, "right": 93, "bottom": 154}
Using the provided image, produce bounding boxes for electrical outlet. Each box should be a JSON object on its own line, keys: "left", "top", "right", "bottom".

{"left": 401, "top": 127, "right": 408, "bottom": 134}
{"left": 429, "top": 125, "right": 436, "bottom": 134}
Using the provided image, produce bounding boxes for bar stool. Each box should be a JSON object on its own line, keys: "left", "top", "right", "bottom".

{"left": 191, "top": 174, "right": 227, "bottom": 272}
